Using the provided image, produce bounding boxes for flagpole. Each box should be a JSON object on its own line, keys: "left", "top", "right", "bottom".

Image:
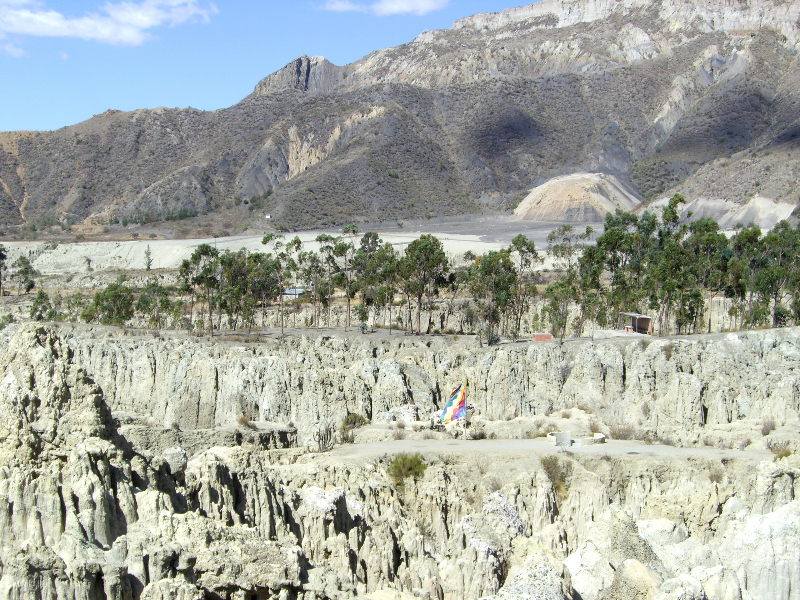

{"left": 464, "top": 379, "right": 468, "bottom": 440}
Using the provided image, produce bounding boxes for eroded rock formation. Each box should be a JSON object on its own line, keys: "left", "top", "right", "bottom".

{"left": 0, "top": 324, "right": 797, "bottom": 599}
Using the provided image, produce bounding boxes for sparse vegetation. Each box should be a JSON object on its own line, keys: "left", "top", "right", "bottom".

{"left": 388, "top": 453, "right": 427, "bottom": 486}
{"left": 768, "top": 440, "right": 792, "bottom": 459}
{"left": 761, "top": 417, "right": 776, "bottom": 436}
{"left": 609, "top": 422, "right": 636, "bottom": 440}
{"left": 708, "top": 464, "right": 725, "bottom": 484}
{"left": 540, "top": 455, "right": 572, "bottom": 499}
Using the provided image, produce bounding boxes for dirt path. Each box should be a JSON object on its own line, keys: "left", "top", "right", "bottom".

{"left": 326, "top": 437, "right": 773, "bottom": 462}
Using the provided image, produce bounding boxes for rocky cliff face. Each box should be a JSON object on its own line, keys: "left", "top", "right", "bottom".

{"left": 2, "top": 0, "right": 800, "bottom": 230}
{"left": 54, "top": 324, "right": 800, "bottom": 446}
{"left": 0, "top": 324, "right": 798, "bottom": 600}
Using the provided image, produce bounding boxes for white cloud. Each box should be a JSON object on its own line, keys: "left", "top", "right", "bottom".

{"left": 323, "top": 0, "right": 448, "bottom": 16}
{"left": 3, "top": 41, "right": 24, "bottom": 56}
{"left": 0, "top": 0, "right": 217, "bottom": 46}
{"left": 323, "top": 0, "right": 367, "bottom": 12}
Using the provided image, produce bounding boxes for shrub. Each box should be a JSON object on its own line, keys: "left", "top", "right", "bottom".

{"left": 340, "top": 413, "right": 368, "bottom": 443}
{"left": 708, "top": 464, "right": 725, "bottom": 484}
{"left": 768, "top": 440, "right": 792, "bottom": 459}
{"left": 30, "top": 290, "right": 53, "bottom": 321}
{"left": 561, "top": 410, "right": 572, "bottom": 419}
{"left": 540, "top": 455, "right": 571, "bottom": 499}
{"left": 589, "top": 420, "right": 602, "bottom": 434}
{"left": 761, "top": 417, "right": 776, "bottom": 436}
{"left": 343, "top": 413, "right": 369, "bottom": 429}
{"left": 471, "top": 429, "right": 487, "bottom": 440}
{"left": 396, "top": 420, "right": 406, "bottom": 430}
{"left": 609, "top": 422, "right": 635, "bottom": 440}
{"left": 237, "top": 415, "right": 256, "bottom": 430}
{"left": 393, "top": 429, "right": 406, "bottom": 440}
{"left": 422, "top": 430, "right": 436, "bottom": 440}
{"left": 82, "top": 282, "right": 134, "bottom": 325}
{"left": 388, "top": 453, "right": 426, "bottom": 486}
{"left": 739, "top": 437, "right": 751, "bottom": 450}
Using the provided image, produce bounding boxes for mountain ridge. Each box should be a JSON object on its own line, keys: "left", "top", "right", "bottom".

{"left": 2, "top": 0, "right": 800, "bottom": 233}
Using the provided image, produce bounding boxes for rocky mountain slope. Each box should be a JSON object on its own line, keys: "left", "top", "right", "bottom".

{"left": 0, "top": 323, "right": 799, "bottom": 599}
{"left": 2, "top": 0, "right": 800, "bottom": 232}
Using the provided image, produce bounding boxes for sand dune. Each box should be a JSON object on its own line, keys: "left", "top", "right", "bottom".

{"left": 513, "top": 173, "right": 641, "bottom": 222}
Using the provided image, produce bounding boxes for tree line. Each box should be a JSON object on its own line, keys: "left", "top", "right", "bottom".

{"left": 9, "top": 194, "right": 800, "bottom": 342}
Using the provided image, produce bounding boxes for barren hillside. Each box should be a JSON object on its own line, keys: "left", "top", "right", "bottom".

{"left": 2, "top": 0, "right": 800, "bottom": 232}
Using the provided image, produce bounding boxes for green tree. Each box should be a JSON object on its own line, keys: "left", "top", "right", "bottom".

{"left": 402, "top": 234, "right": 449, "bottom": 334}
{"left": 509, "top": 234, "right": 540, "bottom": 335}
{"left": 30, "top": 290, "right": 54, "bottom": 321}
{"left": 11, "top": 256, "right": 37, "bottom": 295}
{"left": 469, "top": 250, "right": 517, "bottom": 343}
{"left": 83, "top": 283, "right": 134, "bottom": 325}
{"left": 144, "top": 244, "right": 153, "bottom": 271}
{"left": 189, "top": 244, "right": 220, "bottom": 336}
{"left": 136, "top": 281, "right": 171, "bottom": 328}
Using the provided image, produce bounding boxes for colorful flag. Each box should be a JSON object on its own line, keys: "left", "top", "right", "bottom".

{"left": 441, "top": 381, "right": 467, "bottom": 424}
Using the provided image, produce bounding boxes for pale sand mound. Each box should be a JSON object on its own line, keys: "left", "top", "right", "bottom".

{"left": 514, "top": 173, "right": 641, "bottom": 222}
{"left": 646, "top": 195, "right": 796, "bottom": 231}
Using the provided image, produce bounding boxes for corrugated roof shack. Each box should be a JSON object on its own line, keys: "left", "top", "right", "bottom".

{"left": 619, "top": 312, "right": 653, "bottom": 335}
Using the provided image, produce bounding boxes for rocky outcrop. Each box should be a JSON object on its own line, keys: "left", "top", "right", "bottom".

{"left": 252, "top": 55, "right": 348, "bottom": 96}
{"left": 57, "top": 325, "right": 800, "bottom": 445}
{"left": 0, "top": 325, "right": 798, "bottom": 599}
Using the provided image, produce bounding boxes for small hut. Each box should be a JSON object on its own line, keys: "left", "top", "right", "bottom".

{"left": 619, "top": 312, "right": 653, "bottom": 335}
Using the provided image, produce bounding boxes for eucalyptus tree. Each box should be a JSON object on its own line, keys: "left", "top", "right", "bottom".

{"left": 509, "top": 234, "right": 540, "bottom": 335}
{"left": 402, "top": 234, "right": 449, "bottom": 334}
{"left": 684, "top": 217, "right": 729, "bottom": 332}
{"left": 262, "top": 233, "right": 301, "bottom": 335}
{"left": 135, "top": 281, "right": 171, "bottom": 328}
{"left": 759, "top": 221, "right": 800, "bottom": 327}
{"left": 468, "top": 249, "right": 517, "bottom": 343}
{"left": 299, "top": 250, "right": 327, "bottom": 329}
{"left": 189, "top": 244, "right": 220, "bottom": 336}
{"left": 315, "top": 233, "right": 337, "bottom": 326}
{"left": 334, "top": 224, "right": 359, "bottom": 330}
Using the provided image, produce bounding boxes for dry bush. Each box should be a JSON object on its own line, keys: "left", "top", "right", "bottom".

{"left": 608, "top": 422, "right": 635, "bottom": 440}
{"left": 170, "top": 421, "right": 180, "bottom": 431}
{"left": 702, "top": 436, "right": 714, "bottom": 447}
{"left": 238, "top": 415, "right": 256, "bottom": 430}
{"left": 396, "top": 420, "right": 406, "bottom": 430}
{"left": 477, "top": 459, "right": 489, "bottom": 475}
{"left": 768, "top": 440, "right": 792, "bottom": 459}
{"left": 761, "top": 417, "right": 776, "bottom": 436}
{"left": 561, "top": 410, "right": 572, "bottom": 419}
{"left": 485, "top": 476, "right": 501, "bottom": 492}
{"left": 471, "top": 429, "right": 487, "bottom": 440}
{"left": 576, "top": 404, "right": 592, "bottom": 414}
{"left": 739, "top": 437, "right": 751, "bottom": 451}
{"left": 589, "top": 419, "right": 602, "bottom": 434}
{"left": 540, "top": 455, "right": 572, "bottom": 500}
{"left": 393, "top": 429, "right": 406, "bottom": 440}
{"left": 708, "top": 464, "right": 725, "bottom": 484}
{"left": 421, "top": 431, "right": 436, "bottom": 440}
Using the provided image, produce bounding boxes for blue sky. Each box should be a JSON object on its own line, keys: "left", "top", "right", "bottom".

{"left": 0, "top": 0, "right": 518, "bottom": 132}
